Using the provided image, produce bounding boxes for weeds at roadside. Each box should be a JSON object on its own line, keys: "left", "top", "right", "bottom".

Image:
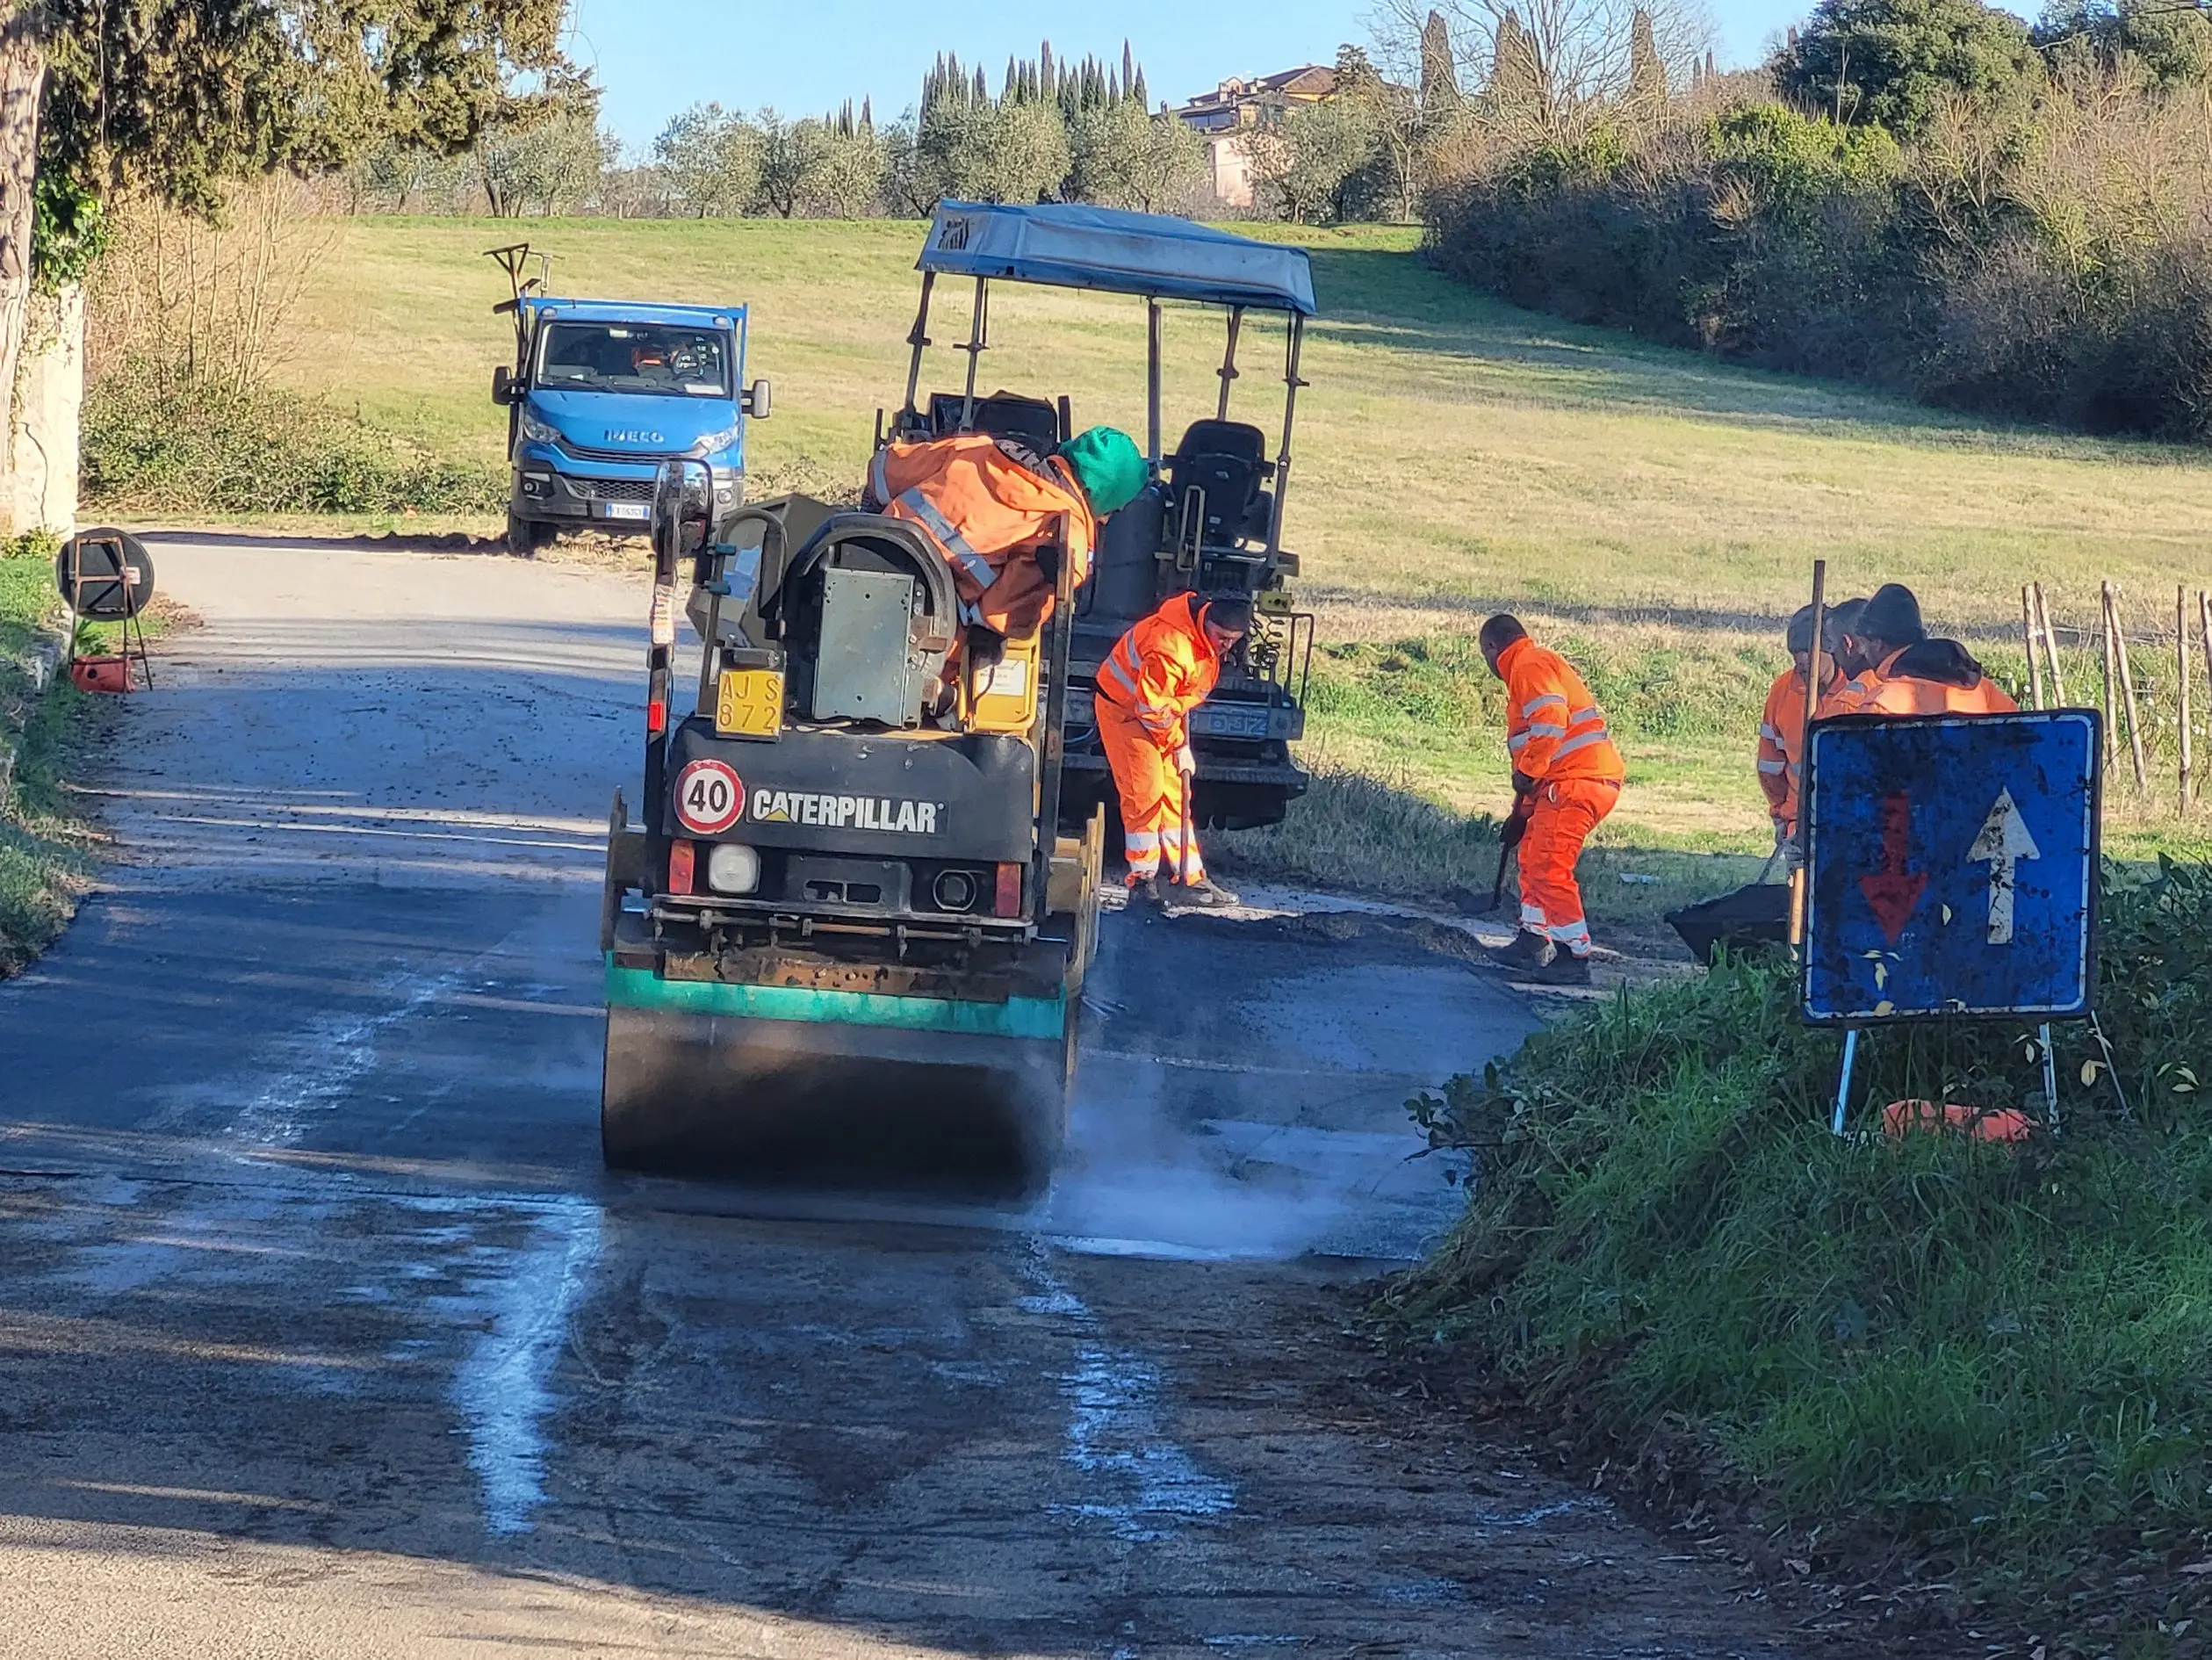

{"left": 0, "top": 548, "right": 100, "bottom": 974}
{"left": 1384, "top": 864, "right": 2212, "bottom": 1647}
{"left": 83, "top": 365, "right": 504, "bottom": 516}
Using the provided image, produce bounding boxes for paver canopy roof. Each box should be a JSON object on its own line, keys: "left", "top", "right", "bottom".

{"left": 918, "top": 201, "right": 1318, "bottom": 317}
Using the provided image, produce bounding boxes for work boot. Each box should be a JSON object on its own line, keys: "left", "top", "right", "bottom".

{"left": 1124, "top": 872, "right": 1162, "bottom": 907}
{"left": 1172, "top": 876, "right": 1240, "bottom": 909}
{"left": 1486, "top": 929, "right": 1553, "bottom": 971}
{"left": 1531, "top": 950, "right": 1593, "bottom": 987}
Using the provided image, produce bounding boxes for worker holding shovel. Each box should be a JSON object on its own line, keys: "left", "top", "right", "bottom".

{"left": 1481, "top": 614, "right": 1625, "bottom": 985}
{"left": 1096, "top": 591, "right": 1250, "bottom": 908}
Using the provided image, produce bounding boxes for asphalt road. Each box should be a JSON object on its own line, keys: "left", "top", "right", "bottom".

{"left": 0, "top": 537, "right": 1809, "bottom": 1658}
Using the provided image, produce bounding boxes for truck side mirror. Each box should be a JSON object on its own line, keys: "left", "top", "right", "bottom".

{"left": 744, "top": 379, "right": 772, "bottom": 420}
{"left": 492, "top": 365, "right": 519, "bottom": 407}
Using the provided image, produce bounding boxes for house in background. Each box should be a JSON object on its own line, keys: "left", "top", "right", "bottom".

{"left": 1173, "top": 65, "right": 1337, "bottom": 209}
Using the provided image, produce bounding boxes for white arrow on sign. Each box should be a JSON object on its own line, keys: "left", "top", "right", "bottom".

{"left": 1967, "top": 788, "right": 2042, "bottom": 946}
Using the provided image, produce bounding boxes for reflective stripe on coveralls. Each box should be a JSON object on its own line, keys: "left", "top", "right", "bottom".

{"left": 1097, "top": 594, "right": 1222, "bottom": 878}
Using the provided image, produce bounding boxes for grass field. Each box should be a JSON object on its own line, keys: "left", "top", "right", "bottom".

{"left": 220, "top": 217, "right": 2212, "bottom": 890}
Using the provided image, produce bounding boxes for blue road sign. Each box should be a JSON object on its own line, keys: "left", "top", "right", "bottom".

{"left": 1803, "top": 711, "right": 2100, "bottom": 1024}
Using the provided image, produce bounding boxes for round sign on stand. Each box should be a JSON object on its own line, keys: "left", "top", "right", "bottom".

{"left": 56, "top": 528, "right": 156, "bottom": 620}
{"left": 673, "top": 759, "right": 746, "bottom": 834}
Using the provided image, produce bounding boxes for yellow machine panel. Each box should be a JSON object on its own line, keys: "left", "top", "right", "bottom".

{"left": 969, "top": 634, "right": 1040, "bottom": 733}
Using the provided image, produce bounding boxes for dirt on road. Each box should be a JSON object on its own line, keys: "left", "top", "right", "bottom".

{"left": 0, "top": 535, "right": 1819, "bottom": 1658}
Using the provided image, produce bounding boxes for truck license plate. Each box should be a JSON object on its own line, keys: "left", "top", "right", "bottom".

{"left": 1198, "top": 705, "right": 1271, "bottom": 739}
{"left": 716, "top": 668, "right": 784, "bottom": 738}
{"left": 602, "top": 502, "right": 650, "bottom": 522}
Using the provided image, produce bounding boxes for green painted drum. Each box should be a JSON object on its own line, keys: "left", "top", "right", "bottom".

{"left": 604, "top": 961, "right": 1067, "bottom": 1041}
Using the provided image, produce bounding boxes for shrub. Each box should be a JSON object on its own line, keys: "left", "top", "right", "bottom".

{"left": 83, "top": 364, "right": 503, "bottom": 516}
{"left": 1425, "top": 81, "right": 2212, "bottom": 442}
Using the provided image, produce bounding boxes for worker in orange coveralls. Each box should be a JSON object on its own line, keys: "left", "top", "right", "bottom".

{"left": 1758, "top": 603, "right": 1844, "bottom": 848}
{"left": 1481, "top": 614, "right": 1626, "bottom": 986}
{"left": 1095, "top": 591, "right": 1251, "bottom": 909}
{"left": 864, "top": 426, "right": 1146, "bottom": 639}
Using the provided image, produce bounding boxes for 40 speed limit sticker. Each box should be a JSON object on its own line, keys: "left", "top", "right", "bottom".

{"left": 673, "top": 759, "right": 746, "bottom": 834}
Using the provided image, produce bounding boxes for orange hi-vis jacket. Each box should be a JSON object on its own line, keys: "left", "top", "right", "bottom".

{"left": 867, "top": 434, "right": 1098, "bottom": 638}
{"left": 1758, "top": 667, "right": 1808, "bottom": 827}
{"left": 1831, "top": 644, "right": 2019, "bottom": 718}
{"left": 1499, "top": 637, "right": 1625, "bottom": 783}
{"left": 1096, "top": 593, "right": 1222, "bottom": 754}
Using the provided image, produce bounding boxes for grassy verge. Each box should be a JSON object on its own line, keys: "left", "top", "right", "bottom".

{"left": 1386, "top": 866, "right": 2212, "bottom": 1651}
{"left": 0, "top": 543, "right": 102, "bottom": 974}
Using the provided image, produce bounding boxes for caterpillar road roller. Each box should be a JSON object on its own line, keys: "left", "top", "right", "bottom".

{"left": 598, "top": 460, "right": 1104, "bottom": 1196}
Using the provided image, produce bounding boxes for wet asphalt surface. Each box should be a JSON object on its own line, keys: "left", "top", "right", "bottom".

{"left": 0, "top": 538, "right": 1812, "bottom": 1657}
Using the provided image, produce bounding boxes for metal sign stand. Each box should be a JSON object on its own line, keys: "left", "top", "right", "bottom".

{"left": 62, "top": 531, "right": 153, "bottom": 691}
{"left": 1805, "top": 705, "right": 2100, "bottom": 1143}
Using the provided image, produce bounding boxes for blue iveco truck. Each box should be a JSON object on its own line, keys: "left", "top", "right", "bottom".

{"left": 486, "top": 244, "right": 771, "bottom": 555}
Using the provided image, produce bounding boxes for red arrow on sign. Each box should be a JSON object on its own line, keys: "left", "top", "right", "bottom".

{"left": 1858, "top": 791, "right": 1927, "bottom": 944}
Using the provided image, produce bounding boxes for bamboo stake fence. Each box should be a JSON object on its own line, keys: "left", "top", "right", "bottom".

{"left": 2013, "top": 583, "right": 2212, "bottom": 811}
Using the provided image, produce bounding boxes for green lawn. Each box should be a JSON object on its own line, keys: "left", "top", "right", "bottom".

{"left": 235, "top": 217, "right": 2212, "bottom": 879}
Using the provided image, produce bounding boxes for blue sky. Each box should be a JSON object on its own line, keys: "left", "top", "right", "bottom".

{"left": 567, "top": 0, "right": 1826, "bottom": 153}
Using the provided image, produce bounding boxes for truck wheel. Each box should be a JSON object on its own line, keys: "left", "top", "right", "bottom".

{"left": 507, "top": 511, "right": 552, "bottom": 557}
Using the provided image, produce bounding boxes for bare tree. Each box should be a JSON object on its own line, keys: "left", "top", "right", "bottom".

{"left": 1371, "top": 0, "right": 1715, "bottom": 136}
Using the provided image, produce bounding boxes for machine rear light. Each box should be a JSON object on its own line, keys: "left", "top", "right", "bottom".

{"left": 993, "top": 862, "right": 1023, "bottom": 917}
{"left": 705, "top": 842, "right": 760, "bottom": 894}
{"left": 646, "top": 697, "right": 667, "bottom": 733}
{"left": 666, "top": 839, "right": 696, "bottom": 895}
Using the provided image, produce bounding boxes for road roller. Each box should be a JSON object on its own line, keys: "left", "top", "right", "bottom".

{"left": 598, "top": 460, "right": 1103, "bottom": 1196}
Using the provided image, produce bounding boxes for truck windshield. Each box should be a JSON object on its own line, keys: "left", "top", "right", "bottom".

{"left": 537, "top": 322, "right": 731, "bottom": 397}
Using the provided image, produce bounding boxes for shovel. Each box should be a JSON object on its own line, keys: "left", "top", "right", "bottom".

{"left": 1178, "top": 764, "right": 1198, "bottom": 891}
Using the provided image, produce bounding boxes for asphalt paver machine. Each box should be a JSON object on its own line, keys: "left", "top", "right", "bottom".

{"left": 888, "top": 201, "right": 1317, "bottom": 834}
{"left": 599, "top": 463, "right": 1104, "bottom": 1195}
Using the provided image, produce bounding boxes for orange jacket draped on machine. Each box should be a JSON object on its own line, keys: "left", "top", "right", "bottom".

{"left": 1094, "top": 594, "right": 1222, "bottom": 884}
{"left": 1500, "top": 636, "right": 1625, "bottom": 959}
{"left": 866, "top": 434, "right": 1097, "bottom": 639}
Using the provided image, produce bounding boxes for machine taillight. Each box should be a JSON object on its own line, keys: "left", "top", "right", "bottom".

{"left": 666, "top": 839, "right": 697, "bottom": 895}
{"left": 993, "top": 862, "right": 1023, "bottom": 917}
{"left": 646, "top": 697, "right": 667, "bottom": 734}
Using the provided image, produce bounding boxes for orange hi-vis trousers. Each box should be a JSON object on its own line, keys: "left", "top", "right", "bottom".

{"left": 1098, "top": 700, "right": 1206, "bottom": 882}
{"left": 1518, "top": 777, "right": 1619, "bottom": 957}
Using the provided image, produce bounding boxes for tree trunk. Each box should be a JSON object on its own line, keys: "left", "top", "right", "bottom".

{"left": 0, "top": 10, "right": 47, "bottom": 495}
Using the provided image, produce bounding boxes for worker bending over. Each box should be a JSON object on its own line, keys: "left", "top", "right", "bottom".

{"left": 866, "top": 425, "right": 1147, "bottom": 639}
{"left": 1829, "top": 583, "right": 2016, "bottom": 717}
{"left": 1096, "top": 591, "right": 1250, "bottom": 908}
{"left": 1481, "top": 614, "right": 1625, "bottom": 985}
